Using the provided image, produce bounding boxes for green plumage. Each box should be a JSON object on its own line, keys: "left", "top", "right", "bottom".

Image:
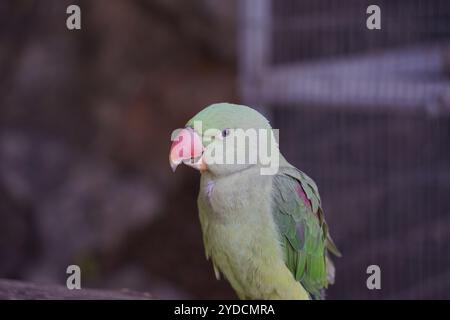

{"left": 272, "top": 163, "right": 341, "bottom": 299}
{"left": 179, "top": 103, "right": 340, "bottom": 300}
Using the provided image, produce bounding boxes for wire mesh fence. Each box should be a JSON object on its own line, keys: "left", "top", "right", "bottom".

{"left": 239, "top": 0, "right": 450, "bottom": 299}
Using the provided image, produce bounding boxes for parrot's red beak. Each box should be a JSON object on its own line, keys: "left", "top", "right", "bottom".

{"left": 169, "top": 127, "right": 207, "bottom": 173}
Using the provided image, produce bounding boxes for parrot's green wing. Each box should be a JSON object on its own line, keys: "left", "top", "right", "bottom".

{"left": 272, "top": 164, "right": 341, "bottom": 299}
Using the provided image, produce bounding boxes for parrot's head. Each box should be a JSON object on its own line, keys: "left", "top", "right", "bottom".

{"left": 169, "top": 103, "right": 280, "bottom": 177}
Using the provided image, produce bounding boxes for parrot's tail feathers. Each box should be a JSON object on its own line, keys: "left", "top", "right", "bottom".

{"left": 326, "top": 255, "right": 336, "bottom": 285}
{"left": 326, "top": 234, "right": 342, "bottom": 257}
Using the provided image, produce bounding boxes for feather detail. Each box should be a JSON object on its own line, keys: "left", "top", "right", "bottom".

{"left": 205, "top": 180, "right": 215, "bottom": 201}
{"left": 271, "top": 164, "right": 341, "bottom": 299}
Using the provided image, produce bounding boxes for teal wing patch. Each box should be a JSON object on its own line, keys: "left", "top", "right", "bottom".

{"left": 272, "top": 166, "right": 340, "bottom": 299}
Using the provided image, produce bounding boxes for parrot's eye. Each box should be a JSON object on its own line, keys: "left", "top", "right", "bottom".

{"left": 221, "top": 128, "right": 230, "bottom": 138}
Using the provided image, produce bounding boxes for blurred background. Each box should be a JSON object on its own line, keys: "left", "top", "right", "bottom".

{"left": 0, "top": 0, "right": 449, "bottom": 299}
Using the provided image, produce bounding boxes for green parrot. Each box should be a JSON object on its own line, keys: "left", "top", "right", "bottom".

{"left": 169, "top": 103, "right": 340, "bottom": 300}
